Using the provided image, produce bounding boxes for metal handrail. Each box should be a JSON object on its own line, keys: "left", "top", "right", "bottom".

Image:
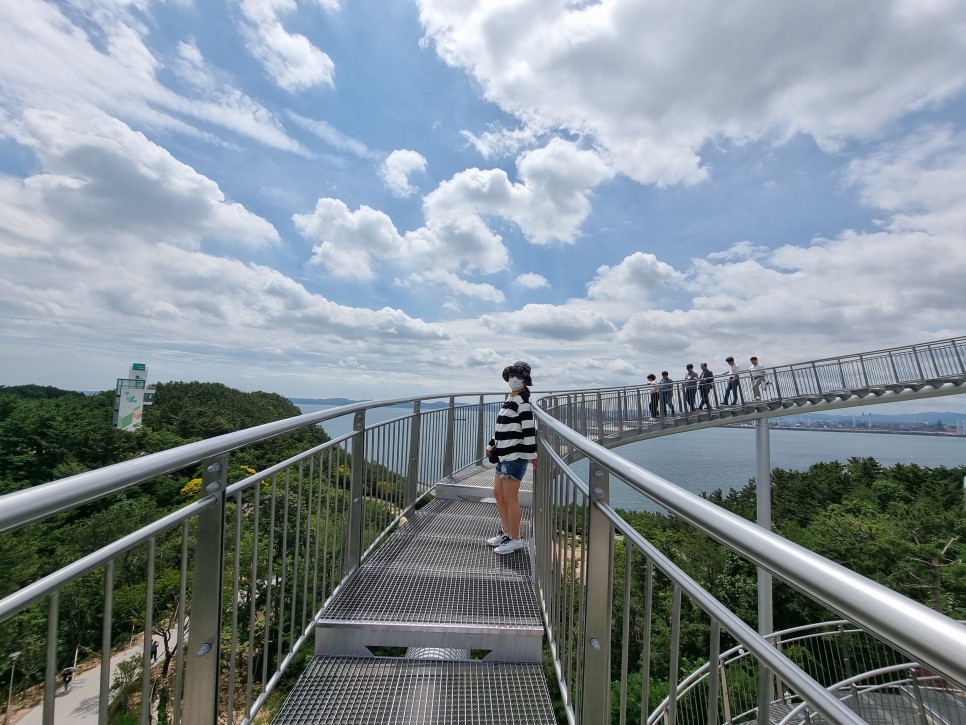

{"left": 777, "top": 663, "right": 960, "bottom": 725}
{"left": 0, "top": 392, "right": 504, "bottom": 724}
{"left": 2, "top": 338, "right": 965, "bottom": 724}
{"left": 0, "top": 392, "right": 501, "bottom": 535}
{"left": 534, "top": 407, "right": 966, "bottom": 691}
{"left": 536, "top": 336, "right": 966, "bottom": 399}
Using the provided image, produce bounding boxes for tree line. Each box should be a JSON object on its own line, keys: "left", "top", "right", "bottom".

{"left": 0, "top": 382, "right": 333, "bottom": 721}
{"left": 607, "top": 456, "right": 966, "bottom": 720}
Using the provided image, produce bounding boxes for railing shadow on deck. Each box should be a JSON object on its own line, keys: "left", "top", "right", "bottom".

{"left": 0, "top": 337, "right": 964, "bottom": 724}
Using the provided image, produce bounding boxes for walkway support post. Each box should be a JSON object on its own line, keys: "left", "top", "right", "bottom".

{"left": 406, "top": 401, "right": 422, "bottom": 509}
{"left": 756, "top": 419, "right": 773, "bottom": 725}
{"left": 443, "top": 396, "right": 456, "bottom": 478}
{"left": 583, "top": 461, "right": 614, "bottom": 724}
{"left": 183, "top": 454, "right": 229, "bottom": 724}
{"left": 474, "top": 395, "right": 486, "bottom": 467}
{"left": 347, "top": 411, "right": 366, "bottom": 571}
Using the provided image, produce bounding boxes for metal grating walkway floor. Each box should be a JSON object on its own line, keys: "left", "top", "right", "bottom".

{"left": 315, "top": 496, "right": 543, "bottom": 660}
{"left": 275, "top": 481, "right": 554, "bottom": 723}
{"left": 273, "top": 657, "right": 557, "bottom": 724}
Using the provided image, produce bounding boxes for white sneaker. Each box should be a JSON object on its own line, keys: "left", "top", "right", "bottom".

{"left": 486, "top": 532, "right": 509, "bottom": 547}
{"left": 494, "top": 538, "right": 526, "bottom": 555}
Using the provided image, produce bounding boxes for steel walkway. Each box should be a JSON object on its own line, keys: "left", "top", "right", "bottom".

{"left": 4, "top": 337, "right": 965, "bottom": 725}
{"left": 540, "top": 344, "right": 966, "bottom": 449}
{"left": 273, "top": 468, "right": 556, "bottom": 724}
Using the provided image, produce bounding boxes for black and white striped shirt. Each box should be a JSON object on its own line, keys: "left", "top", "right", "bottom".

{"left": 488, "top": 389, "right": 537, "bottom": 462}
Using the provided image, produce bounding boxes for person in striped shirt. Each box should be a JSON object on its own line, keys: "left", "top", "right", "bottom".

{"left": 485, "top": 361, "right": 538, "bottom": 555}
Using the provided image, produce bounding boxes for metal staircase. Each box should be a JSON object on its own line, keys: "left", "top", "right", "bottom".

{"left": 275, "top": 469, "right": 556, "bottom": 724}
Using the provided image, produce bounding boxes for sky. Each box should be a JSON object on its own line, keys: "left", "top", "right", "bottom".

{"left": 1, "top": 0, "right": 965, "bottom": 411}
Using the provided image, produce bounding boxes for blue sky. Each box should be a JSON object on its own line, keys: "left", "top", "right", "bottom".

{"left": 1, "top": 0, "right": 965, "bottom": 411}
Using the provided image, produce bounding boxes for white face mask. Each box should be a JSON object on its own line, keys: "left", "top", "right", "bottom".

{"left": 507, "top": 376, "right": 525, "bottom": 390}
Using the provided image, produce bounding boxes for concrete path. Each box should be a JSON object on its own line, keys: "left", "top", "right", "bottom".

{"left": 16, "top": 633, "right": 176, "bottom": 725}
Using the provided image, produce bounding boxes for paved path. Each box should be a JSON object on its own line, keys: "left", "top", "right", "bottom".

{"left": 16, "top": 634, "right": 175, "bottom": 725}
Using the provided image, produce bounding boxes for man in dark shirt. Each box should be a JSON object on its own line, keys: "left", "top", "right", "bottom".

{"left": 698, "top": 363, "right": 714, "bottom": 410}
{"left": 659, "top": 371, "right": 675, "bottom": 416}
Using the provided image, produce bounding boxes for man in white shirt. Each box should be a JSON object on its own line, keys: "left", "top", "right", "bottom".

{"left": 723, "top": 356, "right": 741, "bottom": 405}
{"left": 748, "top": 356, "right": 767, "bottom": 400}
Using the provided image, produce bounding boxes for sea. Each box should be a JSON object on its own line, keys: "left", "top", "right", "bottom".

{"left": 297, "top": 404, "right": 965, "bottom": 512}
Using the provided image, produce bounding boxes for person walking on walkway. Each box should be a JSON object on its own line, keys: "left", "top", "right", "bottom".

{"left": 646, "top": 374, "right": 660, "bottom": 418}
{"left": 60, "top": 667, "right": 77, "bottom": 692}
{"left": 723, "top": 356, "right": 742, "bottom": 405}
{"left": 748, "top": 356, "right": 767, "bottom": 400}
{"left": 683, "top": 364, "right": 698, "bottom": 412}
{"left": 659, "top": 371, "right": 675, "bottom": 416}
{"left": 150, "top": 640, "right": 158, "bottom": 663}
{"left": 485, "top": 361, "right": 538, "bottom": 555}
{"left": 698, "top": 363, "right": 714, "bottom": 410}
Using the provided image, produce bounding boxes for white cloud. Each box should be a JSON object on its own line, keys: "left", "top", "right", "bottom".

{"left": 0, "top": 0, "right": 306, "bottom": 153}
{"left": 461, "top": 125, "right": 538, "bottom": 159}
{"left": 587, "top": 252, "right": 683, "bottom": 303}
{"left": 418, "top": 0, "right": 966, "bottom": 187}
{"left": 296, "top": 199, "right": 403, "bottom": 280}
{"left": 614, "top": 126, "right": 966, "bottom": 365}
{"left": 404, "top": 270, "right": 505, "bottom": 303}
{"left": 297, "top": 138, "right": 613, "bottom": 285}
{"left": 287, "top": 112, "right": 373, "bottom": 157}
{"left": 517, "top": 273, "right": 549, "bottom": 289}
{"left": 237, "top": 0, "right": 336, "bottom": 92}
{"left": 6, "top": 109, "right": 279, "bottom": 250}
{"left": 0, "top": 114, "right": 455, "bottom": 397}
{"left": 381, "top": 149, "right": 428, "bottom": 197}
{"left": 481, "top": 304, "right": 617, "bottom": 341}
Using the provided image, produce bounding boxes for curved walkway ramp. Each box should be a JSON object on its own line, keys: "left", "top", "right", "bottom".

{"left": 539, "top": 336, "right": 966, "bottom": 447}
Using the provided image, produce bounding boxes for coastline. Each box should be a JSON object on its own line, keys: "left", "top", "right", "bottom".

{"left": 727, "top": 424, "right": 963, "bottom": 438}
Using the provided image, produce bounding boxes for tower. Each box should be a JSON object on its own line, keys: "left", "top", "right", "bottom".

{"left": 113, "top": 362, "right": 155, "bottom": 431}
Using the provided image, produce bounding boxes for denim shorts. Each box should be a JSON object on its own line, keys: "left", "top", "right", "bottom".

{"left": 496, "top": 458, "right": 528, "bottom": 481}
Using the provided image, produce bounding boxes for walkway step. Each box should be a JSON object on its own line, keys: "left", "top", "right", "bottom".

{"left": 435, "top": 464, "right": 534, "bottom": 507}
{"left": 273, "top": 656, "right": 557, "bottom": 724}
{"left": 315, "top": 498, "right": 543, "bottom": 662}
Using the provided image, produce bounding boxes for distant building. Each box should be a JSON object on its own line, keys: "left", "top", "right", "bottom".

{"left": 113, "top": 362, "right": 155, "bottom": 431}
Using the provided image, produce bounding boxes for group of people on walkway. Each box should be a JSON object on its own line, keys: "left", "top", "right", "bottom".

{"left": 645, "top": 356, "right": 769, "bottom": 415}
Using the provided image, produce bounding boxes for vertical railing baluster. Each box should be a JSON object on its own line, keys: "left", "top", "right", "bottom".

{"left": 668, "top": 584, "right": 682, "bottom": 725}
{"left": 475, "top": 395, "right": 485, "bottom": 465}
{"left": 43, "top": 591, "right": 58, "bottom": 725}
{"left": 595, "top": 391, "right": 604, "bottom": 442}
{"left": 640, "top": 559, "right": 653, "bottom": 725}
{"left": 408, "top": 401, "right": 423, "bottom": 508}
{"left": 183, "top": 455, "right": 228, "bottom": 724}
{"left": 98, "top": 561, "right": 114, "bottom": 725}
{"left": 227, "top": 495, "right": 242, "bottom": 725}
{"left": 952, "top": 338, "right": 966, "bottom": 375}
{"left": 246, "top": 477, "right": 261, "bottom": 716}
{"left": 262, "top": 474, "right": 278, "bottom": 691}
{"left": 913, "top": 344, "right": 926, "bottom": 380}
{"left": 926, "top": 343, "right": 940, "bottom": 380}
{"left": 811, "top": 362, "right": 822, "bottom": 394}
{"left": 707, "top": 621, "right": 720, "bottom": 725}
{"left": 301, "top": 461, "right": 315, "bottom": 632}
{"left": 443, "top": 396, "right": 456, "bottom": 478}
{"left": 619, "top": 545, "right": 633, "bottom": 725}
{"left": 582, "top": 461, "right": 613, "bottom": 724}
{"left": 141, "top": 536, "right": 156, "bottom": 725}
{"left": 173, "top": 521, "right": 189, "bottom": 725}
{"left": 347, "top": 411, "right": 366, "bottom": 571}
